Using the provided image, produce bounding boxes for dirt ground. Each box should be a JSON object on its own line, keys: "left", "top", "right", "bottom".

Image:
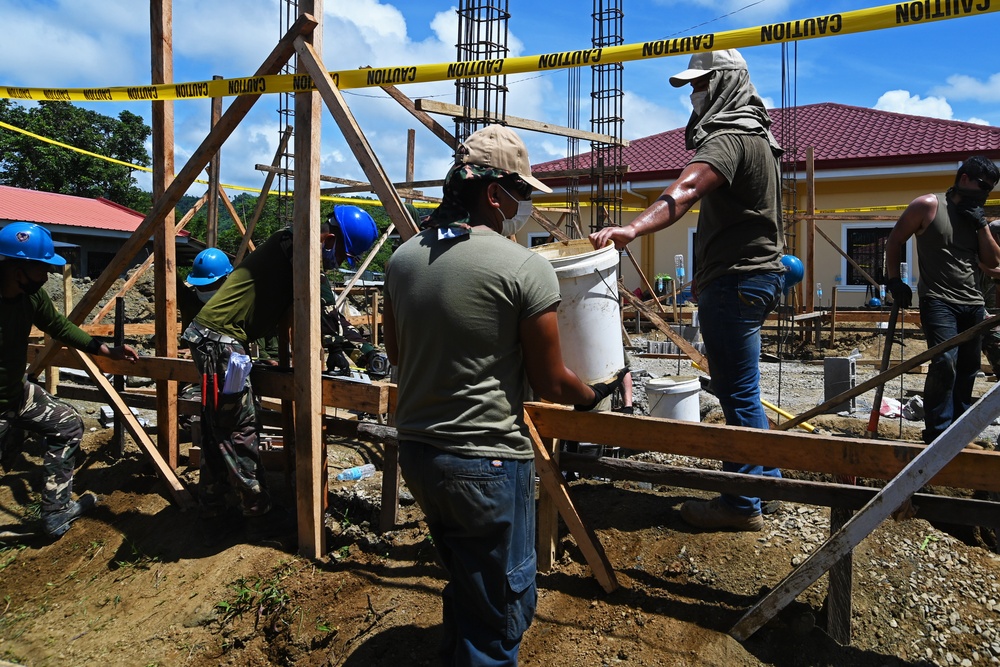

{"left": 2, "top": 283, "right": 1000, "bottom": 666}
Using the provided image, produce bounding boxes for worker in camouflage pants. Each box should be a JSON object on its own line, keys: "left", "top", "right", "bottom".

{"left": 0, "top": 222, "right": 138, "bottom": 538}
{"left": 982, "top": 221, "right": 1000, "bottom": 376}
{"left": 0, "top": 381, "right": 84, "bottom": 515}
{"left": 184, "top": 336, "right": 268, "bottom": 516}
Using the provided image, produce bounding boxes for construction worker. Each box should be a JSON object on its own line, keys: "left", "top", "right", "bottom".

{"left": 886, "top": 156, "right": 1000, "bottom": 444}
{"left": 181, "top": 207, "right": 378, "bottom": 541}
{"left": 590, "top": 49, "right": 785, "bottom": 532}
{"left": 0, "top": 222, "right": 138, "bottom": 537}
{"left": 384, "top": 125, "right": 626, "bottom": 665}
{"left": 178, "top": 247, "right": 233, "bottom": 331}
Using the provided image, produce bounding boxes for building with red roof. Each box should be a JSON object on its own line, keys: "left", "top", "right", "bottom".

{"left": 528, "top": 103, "right": 1000, "bottom": 308}
{"left": 0, "top": 185, "right": 196, "bottom": 278}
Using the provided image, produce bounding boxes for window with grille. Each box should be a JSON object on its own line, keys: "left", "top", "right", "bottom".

{"left": 845, "top": 226, "right": 905, "bottom": 286}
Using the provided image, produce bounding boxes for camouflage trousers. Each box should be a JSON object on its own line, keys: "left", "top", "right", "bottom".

{"left": 185, "top": 333, "right": 271, "bottom": 517}
{"left": 0, "top": 380, "right": 84, "bottom": 513}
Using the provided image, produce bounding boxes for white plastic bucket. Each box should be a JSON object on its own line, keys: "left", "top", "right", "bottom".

{"left": 646, "top": 376, "right": 701, "bottom": 422}
{"left": 532, "top": 239, "right": 624, "bottom": 384}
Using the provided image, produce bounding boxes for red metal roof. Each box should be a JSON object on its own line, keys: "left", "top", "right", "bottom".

{"left": 0, "top": 185, "right": 144, "bottom": 232}
{"left": 533, "top": 102, "right": 1000, "bottom": 183}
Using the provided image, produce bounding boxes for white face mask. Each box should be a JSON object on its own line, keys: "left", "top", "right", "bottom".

{"left": 196, "top": 288, "right": 217, "bottom": 304}
{"left": 690, "top": 90, "right": 710, "bottom": 115}
{"left": 496, "top": 185, "right": 534, "bottom": 237}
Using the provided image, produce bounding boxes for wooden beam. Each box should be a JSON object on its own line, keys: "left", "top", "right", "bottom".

{"left": 730, "top": 382, "right": 1000, "bottom": 640}
{"left": 620, "top": 285, "right": 710, "bottom": 372}
{"left": 151, "top": 0, "right": 179, "bottom": 469}
{"left": 217, "top": 184, "right": 255, "bottom": 253}
{"left": 72, "top": 349, "right": 194, "bottom": 509}
{"left": 294, "top": 37, "right": 420, "bottom": 242}
{"left": 206, "top": 74, "right": 223, "bottom": 248}
{"left": 415, "top": 98, "right": 630, "bottom": 147}
{"left": 237, "top": 126, "right": 292, "bottom": 263}
{"left": 523, "top": 403, "right": 1000, "bottom": 493}
{"left": 805, "top": 147, "right": 816, "bottom": 312}
{"left": 293, "top": 2, "right": 325, "bottom": 559}
{"left": 778, "top": 313, "right": 1000, "bottom": 431}
{"left": 525, "top": 411, "right": 619, "bottom": 593}
{"left": 28, "top": 13, "right": 317, "bottom": 376}
{"left": 381, "top": 84, "right": 457, "bottom": 150}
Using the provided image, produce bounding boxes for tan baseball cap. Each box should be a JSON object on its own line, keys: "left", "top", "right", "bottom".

{"left": 458, "top": 124, "right": 553, "bottom": 193}
{"left": 669, "top": 49, "right": 747, "bottom": 87}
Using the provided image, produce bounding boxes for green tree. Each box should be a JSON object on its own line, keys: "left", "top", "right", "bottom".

{"left": 0, "top": 100, "right": 152, "bottom": 211}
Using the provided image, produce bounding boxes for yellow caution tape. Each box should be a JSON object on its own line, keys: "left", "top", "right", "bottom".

{"left": 2, "top": 1, "right": 996, "bottom": 102}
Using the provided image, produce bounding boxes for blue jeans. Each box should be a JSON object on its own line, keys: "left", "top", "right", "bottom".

{"left": 399, "top": 441, "right": 536, "bottom": 667}
{"left": 697, "top": 272, "right": 784, "bottom": 515}
{"left": 919, "top": 297, "right": 985, "bottom": 444}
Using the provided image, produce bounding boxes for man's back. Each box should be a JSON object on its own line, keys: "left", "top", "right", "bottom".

{"left": 385, "top": 228, "right": 560, "bottom": 458}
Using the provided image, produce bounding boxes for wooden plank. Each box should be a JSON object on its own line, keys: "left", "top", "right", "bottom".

{"left": 415, "top": 98, "right": 630, "bottom": 147}
{"left": 778, "top": 313, "right": 1000, "bottom": 431}
{"left": 151, "top": 0, "right": 179, "bottom": 470}
{"left": 560, "top": 453, "right": 1000, "bottom": 527}
{"left": 218, "top": 185, "right": 255, "bottom": 254}
{"left": 292, "top": 1, "right": 325, "bottom": 560}
{"left": 523, "top": 403, "right": 1000, "bottom": 493}
{"left": 294, "top": 37, "right": 420, "bottom": 242}
{"left": 620, "top": 286, "right": 710, "bottom": 373}
{"left": 381, "top": 84, "right": 457, "bottom": 150}
{"left": 730, "top": 382, "right": 1000, "bottom": 641}
{"left": 525, "top": 412, "right": 619, "bottom": 593}
{"left": 237, "top": 126, "right": 292, "bottom": 263}
{"left": 206, "top": 75, "right": 222, "bottom": 248}
{"left": 536, "top": 435, "right": 560, "bottom": 573}
{"left": 28, "top": 14, "right": 317, "bottom": 376}
{"left": 72, "top": 350, "right": 194, "bottom": 509}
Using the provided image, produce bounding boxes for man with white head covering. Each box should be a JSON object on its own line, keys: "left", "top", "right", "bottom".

{"left": 591, "top": 49, "right": 785, "bottom": 532}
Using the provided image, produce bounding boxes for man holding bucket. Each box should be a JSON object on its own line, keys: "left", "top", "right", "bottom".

{"left": 590, "top": 49, "right": 785, "bottom": 533}
{"left": 384, "top": 124, "right": 626, "bottom": 665}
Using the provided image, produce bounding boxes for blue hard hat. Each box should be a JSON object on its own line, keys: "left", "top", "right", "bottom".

{"left": 332, "top": 205, "right": 378, "bottom": 266}
{"left": 188, "top": 247, "right": 233, "bottom": 285}
{"left": 0, "top": 222, "right": 65, "bottom": 265}
{"left": 868, "top": 297, "right": 882, "bottom": 308}
{"left": 780, "top": 254, "right": 804, "bottom": 289}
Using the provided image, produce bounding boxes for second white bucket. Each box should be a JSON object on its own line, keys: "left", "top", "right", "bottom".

{"left": 532, "top": 239, "right": 624, "bottom": 384}
{"left": 646, "top": 376, "right": 701, "bottom": 422}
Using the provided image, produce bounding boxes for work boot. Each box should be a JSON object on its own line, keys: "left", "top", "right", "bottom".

{"left": 43, "top": 492, "right": 98, "bottom": 538}
{"left": 679, "top": 497, "right": 763, "bottom": 532}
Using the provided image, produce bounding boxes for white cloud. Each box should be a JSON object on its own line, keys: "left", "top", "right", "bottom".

{"left": 874, "top": 90, "right": 954, "bottom": 120}
{"left": 623, "top": 90, "right": 689, "bottom": 139}
{"left": 932, "top": 73, "right": 1000, "bottom": 103}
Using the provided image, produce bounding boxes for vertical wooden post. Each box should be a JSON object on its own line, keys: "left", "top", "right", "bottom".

{"left": 293, "top": 0, "right": 325, "bottom": 559}
{"left": 536, "top": 436, "right": 560, "bottom": 572}
{"left": 805, "top": 147, "right": 816, "bottom": 313}
{"left": 405, "top": 129, "right": 415, "bottom": 204}
{"left": 151, "top": 0, "right": 179, "bottom": 469}
{"left": 206, "top": 74, "right": 223, "bottom": 249}
{"left": 112, "top": 297, "right": 126, "bottom": 457}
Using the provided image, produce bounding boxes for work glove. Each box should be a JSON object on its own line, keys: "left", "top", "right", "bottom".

{"left": 886, "top": 277, "right": 912, "bottom": 309}
{"left": 575, "top": 367, "right": 629, "bottom": 411}
{"left": 958, "top": 203, "right": 989, "bottom": 230}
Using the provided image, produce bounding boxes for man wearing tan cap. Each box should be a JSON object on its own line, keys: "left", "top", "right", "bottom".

{"left": 384, "top": 124, "right": 625, "bottom": 665}
{"left": 591, "top": 49, "right": 785, "bottom": 532}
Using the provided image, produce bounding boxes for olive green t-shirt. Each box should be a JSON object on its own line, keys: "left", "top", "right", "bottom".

{"left": 0, "top": 288, "right": 94, "bottom": 409}
{"left": 194, "top": 229, "right": 294, "bottom": 344}
{"left": 917, "top": 194, "right": 984, "bottom": 306}
{"left": 690, "top": 132, "right": 784, "bottom": 289}
{"left": 385, "top": 228, "right": 561, "bottom": 459}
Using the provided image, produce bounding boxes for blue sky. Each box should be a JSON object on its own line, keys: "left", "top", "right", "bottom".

{"left": 0, "top": 0, "right": 997, "bottom": 198}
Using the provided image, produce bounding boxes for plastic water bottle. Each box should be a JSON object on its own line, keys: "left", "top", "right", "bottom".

{"left": 674, "top": 254, "right": 685, "bottom": 282}
{"left": 899, "top": 262, "right": 909, "bottom": 286}
{"left": 880, "top": 284, "right": 886, "bottom": 300}
{"left": 336, "top": 463, "right": 375, "bottom": 481}
{"left": 816, "top": 282, "right": 823, "bottom": 306}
